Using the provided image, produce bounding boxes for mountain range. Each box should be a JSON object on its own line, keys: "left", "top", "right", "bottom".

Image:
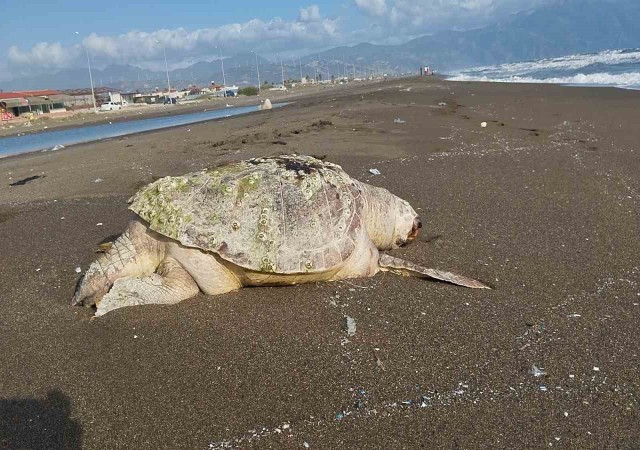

{"left": 2, "top": 0, "right": 638, "bottom": 92}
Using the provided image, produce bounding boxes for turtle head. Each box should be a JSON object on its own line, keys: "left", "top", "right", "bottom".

{"left": 392, "top": 198, "right": 421, "bottom": 248}
{"left": 364, "top": 185, "right": 421, "bottom": 250}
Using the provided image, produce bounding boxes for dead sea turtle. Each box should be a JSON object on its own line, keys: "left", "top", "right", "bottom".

{"left": 73, "top": 154, "right": 488, "bottom": 316}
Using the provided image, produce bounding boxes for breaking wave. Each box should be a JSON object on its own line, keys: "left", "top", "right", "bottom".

{"left": 447, "top": 49, "right": 640, "bottom": 90}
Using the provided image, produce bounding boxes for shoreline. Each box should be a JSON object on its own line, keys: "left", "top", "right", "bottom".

{"left": 444, "top": 76, "right": 640, "bottom": 91}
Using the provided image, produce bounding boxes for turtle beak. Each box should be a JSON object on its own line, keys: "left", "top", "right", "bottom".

{"left": 398, "top": 217, "right": 421, "bottom": 247}
{"left": 407, "top": 217, "right": 422, "bottom": 242}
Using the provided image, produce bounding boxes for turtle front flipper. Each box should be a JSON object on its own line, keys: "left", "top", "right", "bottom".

{"left": 72, "top": 218, "right": 165, "bottom": 307}
{"left": 95, "top": 256, "right": 200, "bottom": 317}
{"left": 378, "top": 254, "right": 491, "bottom": 289}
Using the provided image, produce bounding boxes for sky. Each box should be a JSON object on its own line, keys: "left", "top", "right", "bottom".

{"left": 0, "top": 0, "right": 558, "bottom": 82}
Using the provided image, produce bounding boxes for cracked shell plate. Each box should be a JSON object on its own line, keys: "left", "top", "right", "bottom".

{"left": 128, "top": 155, "right": 365, "bottom": 273}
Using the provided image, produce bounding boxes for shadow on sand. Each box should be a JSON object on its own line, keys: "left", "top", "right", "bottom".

{"left": 0, "top": 389, "right": 82, "bottom": 449}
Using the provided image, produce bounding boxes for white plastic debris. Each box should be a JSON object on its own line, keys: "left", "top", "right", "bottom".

{"left": 567, "top": 314, "right": 581, "bottom": 318}
{"left": 303, "top": 442, "right": 310, "bottom": 448}
{"left": 75, "top": 266, "right": 82, "bottom": 273}
{"left": 593, "top": 367, "right": 600, "bottom": 372}
{"left": 96, "top": 222, "right": 103, "bottom": 226}
{"left": 369, "top": 168, "right": 381, "bottom": 176}
{"left": 93, "top": 178, "right": 104, "bottom": 183}
{"left": 438, "top": 102, "right": 447, "bottom": 106}
{"left": 529, "top": 365, "right": 546, "bottom": 377}
{"left": 393, "top": 118, "right": 406, "bottom": 124}
{"left": 344, "top": 316, "right": 356, "bottom": 337}
{"left": 48, "top": 144, "right": 65, "bottom": 151}
{"left": 481, "top": 122, "right": 488, "bottom": 128}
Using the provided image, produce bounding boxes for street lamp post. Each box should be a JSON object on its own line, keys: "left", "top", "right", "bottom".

{"left": 279, "top": 53, "right": 285, "bottom": 88}
{"left": 252, "top": 51, "right": 261, "bottom": 92}
{"left": 299, "top": 58, "right": 303, "bottom": 83}
{"left": 75, "top": 32, "right": 97, "bottom": 113}
{"left": 218, "top": 47, "right": 226, "bottom": 87}
{"left": 155, "top": 40, "right": 171, "bottom": 97}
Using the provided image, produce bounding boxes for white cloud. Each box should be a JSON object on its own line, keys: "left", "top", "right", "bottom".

{"left": 7, "top": 11, "right": 339, "bottom": 73}
{"left": 8, "top": 42, "right": 82, "bottom": 69}
{"left": 387, "top": 0, "right": 555, "bottom": 29}
{"left": 299, "top": 5, "right": 321, "bottom": 22}
{"left": 354, "top": 0, "right": 388, "bottom": 17}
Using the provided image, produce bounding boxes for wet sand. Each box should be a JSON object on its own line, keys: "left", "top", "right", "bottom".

{"left": 1, "top": 77, "right": 639, "bottom": 448}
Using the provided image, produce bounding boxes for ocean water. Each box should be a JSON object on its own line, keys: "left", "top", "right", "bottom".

{"left": 446, "top": 49, "right": 640, "bottom": 90}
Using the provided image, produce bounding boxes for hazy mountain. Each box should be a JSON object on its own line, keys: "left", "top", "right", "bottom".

{"left": 303, "top": 0, "right": 640, "bottom": 73}
{"left": 2, "top": 0, "right": 638, "bottom": 91}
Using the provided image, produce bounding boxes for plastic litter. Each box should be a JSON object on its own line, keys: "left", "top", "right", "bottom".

{"left": 438, "top": 102, "right": 447, "bottom": 106}
{"left": 335, "top": 411, "right": 344, "bottom": 420}
{"left": 529, "top": 365, "right": 546, "bottom": 377}
{"left": 481, "top": 122, "right": 488, "bottom": 128}
{"left": 93, "top": 178, "right": 104, "bottom": 183}
{"left": 393, "top": 118, "right": 406, "bottom": 124}
{"left": 75, "top": 267, "right": 82, "bottom": 273}
{"left": 45, "top": 144, "right": 65, "bottom": 152}
{"left": 344, "top": 316, "right": 356, "bottom": 336}
{"left": 368, "top": 168, "right": 381, "bottom": 176}
{"left": 539, "top": 384, "right": 548, "bottom": 392}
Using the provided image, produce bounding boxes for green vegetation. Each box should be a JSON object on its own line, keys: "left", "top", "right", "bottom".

{"left": 238, "top": 86, "right": 259, "bottom": 96}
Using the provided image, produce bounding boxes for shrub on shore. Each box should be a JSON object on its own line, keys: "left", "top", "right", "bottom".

{"left": 238, "top": 87, "right": 259, "bottom": 96}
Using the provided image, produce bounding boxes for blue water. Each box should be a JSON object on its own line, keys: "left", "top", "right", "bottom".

{"left": 447, "top": 48, "right": 640, "bottom": 90}
{"left": 0, "top": 103, "right": 285, "bottom": 158}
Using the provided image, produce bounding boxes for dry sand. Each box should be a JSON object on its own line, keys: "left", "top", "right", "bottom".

{"left": 1, "top": 77, "right": 639, "bottom": 448}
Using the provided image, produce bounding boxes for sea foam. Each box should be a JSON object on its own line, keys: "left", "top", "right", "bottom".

{"left": 447, "top": 48, "right": 640, "bottom": 90}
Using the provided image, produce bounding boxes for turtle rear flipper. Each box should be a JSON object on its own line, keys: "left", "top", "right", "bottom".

{"left": 378, "top": 254, "right": 491, "bottom": 289}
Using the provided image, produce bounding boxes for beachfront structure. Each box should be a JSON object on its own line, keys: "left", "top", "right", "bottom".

{"left": 0, "top": 90, "right": 72, "bottom": 119}
{"left": 108, "top": 92, "right": 137, "bottom": 105}
{"left": 63, "top": 87, "right": 115, "bottom": 109}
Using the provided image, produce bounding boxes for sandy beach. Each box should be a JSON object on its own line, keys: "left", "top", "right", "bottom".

{"left": 1, "top": 77, "right": 639, "bottom": 448}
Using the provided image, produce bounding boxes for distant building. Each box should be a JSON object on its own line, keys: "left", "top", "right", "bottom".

{"left": 0, "top": 90, "right": 72, "bottom": 119}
